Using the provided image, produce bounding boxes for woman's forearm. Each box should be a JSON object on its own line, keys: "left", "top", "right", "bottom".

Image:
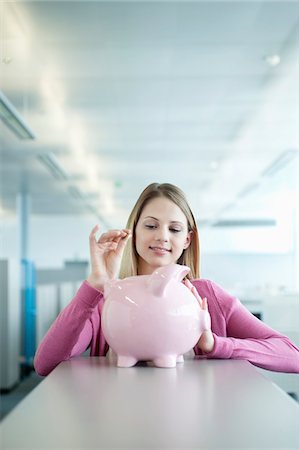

{"left": 34, "top": 281, "right": 103, "bottom": 376}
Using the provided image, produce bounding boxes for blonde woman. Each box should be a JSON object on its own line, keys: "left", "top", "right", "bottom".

{"left": 34, "top": 183, "right": 299, "bottom": 376}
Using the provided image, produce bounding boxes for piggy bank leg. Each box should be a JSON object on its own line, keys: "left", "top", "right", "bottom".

{"left": 153, "top": 355, "right": 177, "bottom": 368}
{"left": 176, "top": 355, "right": 184, "bottom": 363}
{"left": 117, "top": 355, "right": 138, "bottom": 368}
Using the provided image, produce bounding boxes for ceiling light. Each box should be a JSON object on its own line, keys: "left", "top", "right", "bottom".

{"left": 212, "top": 219, "right": 276, "bottom": 227}
{"left": 0, "top": 91, "right": 35, "bottom": 139}
{"left": 68, "top": 185, "right": 85, "bottom": 200}
{"left": 264, "top": 54, "right": 281, "bottom": 67}
{"left": 262, "top": 149, "right": 298, "bottom": 178}
{"left": 237, "top": 182, "right": 260, "bottom": 199}
{"left": 37, "top": 152, "right": 69, "bottom": 180}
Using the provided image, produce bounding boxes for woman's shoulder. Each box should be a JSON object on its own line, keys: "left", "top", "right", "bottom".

{"left": 190, "top": 278, "right": 214, "bottom": 294}
{"left": 191, "top": 278, "right": 223, "bottom": 295}
{"left": 191, "top": 278, "right": 234, "bottom": 296}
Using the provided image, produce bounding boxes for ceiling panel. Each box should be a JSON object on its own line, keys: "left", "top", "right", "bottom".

{"left": 0, "top": 0, "right": 298, "bottom": 227}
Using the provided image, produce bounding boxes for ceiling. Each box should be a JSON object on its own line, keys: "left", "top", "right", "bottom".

{"left": 0, "top": 0, "right": 298, "bottom": 229}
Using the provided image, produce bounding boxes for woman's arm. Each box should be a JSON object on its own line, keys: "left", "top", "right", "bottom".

{"left": 34, "top": 225, "right": 131, "bottom": 377}
{"left": 34, "top": 281, "right": 103, "bottom": 376}
{"left": 196, "top": 280, "right": 299, "bottom": 373}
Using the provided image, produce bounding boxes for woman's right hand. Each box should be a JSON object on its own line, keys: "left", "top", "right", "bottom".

{"left": 86, "top": 224, "right": 132, "bottom": 292}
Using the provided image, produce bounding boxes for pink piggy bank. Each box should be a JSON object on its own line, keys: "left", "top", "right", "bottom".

{"left": 102, "top": 264, "right": 208, "bottom": 368}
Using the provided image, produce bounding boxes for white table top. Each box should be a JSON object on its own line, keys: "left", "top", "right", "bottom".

{"left": 1, "top": 357, "right": 299, "bottom": 449}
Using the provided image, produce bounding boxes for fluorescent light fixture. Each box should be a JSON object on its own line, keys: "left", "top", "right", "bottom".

{"left": 212, "top": 219, "right": 276, "bottom": 227}
{"left": 68, "top": 185, "right": 85, "bottom": 200}
{"left": 68, "top": 186, "right": 99, "bottom": 201}
{"left": 262, "top": 150, "right": 298, "bottom": 178}
{"left": 37, "top": 152, "right": 70, "bottom": 180}
{"left": 68, "top": 186, "right": 111, "bottom": 227}
{"left": 0, "top": 91, "right": 35, "bottom": 139}
{"left": 237, "top": 182, "right": 260, "bottom": 199}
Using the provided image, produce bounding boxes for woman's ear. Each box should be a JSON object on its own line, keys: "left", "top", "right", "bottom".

{"left": 183, "top": 230, "right": 193, "bottom": 249}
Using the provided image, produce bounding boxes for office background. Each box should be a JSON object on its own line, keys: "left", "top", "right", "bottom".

{"left": 1, "top": 0, "right": 299, "bottom": 418}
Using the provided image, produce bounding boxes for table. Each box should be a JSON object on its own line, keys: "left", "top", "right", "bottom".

{"left": 1, "top": 357, "right": 299, "bottom": 449}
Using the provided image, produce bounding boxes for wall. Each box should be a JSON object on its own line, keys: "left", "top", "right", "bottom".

{"left": 201, "top": 252, "right": 295, "bottom": 294}
{"left": 200, "top": 223, "right": 297, "bottom": 294}
{"left": 1, "top": 214, "right": 98, "bottom": 268}
{"left": 1, "top": 214, "right": 298, "bottom": 293}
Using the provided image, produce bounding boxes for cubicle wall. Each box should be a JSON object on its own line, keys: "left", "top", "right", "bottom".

{"left": 1, "top": 259, "right": 88, "bottom": 391}
{"left": 35, "top": 282, "right": 82, "bottom": 347}
{"left": 35, "top": 284, "right": 59, "bottom": 348}
{"left": 21, "top": 259, "right": 36, "bottom": 368}
{"left": 35, "top": 263, "right": 88, "bottom": 347}
{"left": 0, "top": 259, "right": 21, "bottom": 391}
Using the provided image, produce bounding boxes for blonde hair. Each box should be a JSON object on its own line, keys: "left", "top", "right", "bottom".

{"left": 119, "top": 183, "right": 200, "bottom": 280}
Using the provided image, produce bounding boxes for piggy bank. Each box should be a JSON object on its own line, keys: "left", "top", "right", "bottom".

{"left": 102, "top": 264, "right": 208, "bottom": 368}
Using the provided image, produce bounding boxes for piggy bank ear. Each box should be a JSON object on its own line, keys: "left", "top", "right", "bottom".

{"left": 156, "top": 263, "right": 190, "bottom": 281}
{"left": 148, "top": 264, "right": 190, "bottom": 296}
{"left": 175, "top": 264, "right": 190, "bottom": 281}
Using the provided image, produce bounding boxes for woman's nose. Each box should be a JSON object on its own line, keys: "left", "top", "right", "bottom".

{"left": 155, "top": 228, "right": 169, "bottom": 242}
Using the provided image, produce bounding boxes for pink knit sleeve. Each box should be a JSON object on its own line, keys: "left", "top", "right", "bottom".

{"left": 34, "top": 281, "right": 103, "bottom": 376}
{"left": 205, "top": 281, "right": 299, "bottom": 373}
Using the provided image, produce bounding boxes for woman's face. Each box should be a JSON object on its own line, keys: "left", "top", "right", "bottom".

{"left": 135, "top": 196, "right": 192, "bottom": 275}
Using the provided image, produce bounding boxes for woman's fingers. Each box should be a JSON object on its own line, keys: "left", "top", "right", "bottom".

{"left": 192, "top": 288, "right": 203, "bottom": 308}
{"left": 89, "top": 227, "right": 129, "bottom": 245}
{"left": 183, "top": 279, "right": 209, "bottom": 312}
{"left": 115, "top": 230, "right": 132, "bottom": 254}
{"left": 89, "top": 226, "right": 132, "bottom": 256}
{"left": 89, "top": 224, "right": 101, "bottom": 249}
{"left": 185, "top": 285, "right": 211, "bottom": 331}
{"left": 98, "top": 229, "right": 129, "bottom": 244}
{"left": 202, "top": 297, "right": 208, "bottom": 311}
{"left": 183, "top": 279, "right": 203, "bottom": 308}
{"left": 89, "top": 224, "right": 100, "bottom": 240}
{"left": 98, "top": 230, "right": 122, "bottom": 243}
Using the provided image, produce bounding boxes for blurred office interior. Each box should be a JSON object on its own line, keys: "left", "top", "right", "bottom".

{"left": 0, "top": 0, "right": 299, "bottom": 420}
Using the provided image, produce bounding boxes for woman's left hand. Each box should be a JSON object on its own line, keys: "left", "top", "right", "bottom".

{"left": 183, "top": 279, "right": 215, "bottom": 354}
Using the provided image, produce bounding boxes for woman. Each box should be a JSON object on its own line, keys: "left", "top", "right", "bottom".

{"left": 34, "top": 182, "right": 299, "bottom": 376}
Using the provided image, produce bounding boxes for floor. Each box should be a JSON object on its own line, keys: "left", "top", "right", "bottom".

{"left": 0, "top": 371, "right": 43, "bottom": 422}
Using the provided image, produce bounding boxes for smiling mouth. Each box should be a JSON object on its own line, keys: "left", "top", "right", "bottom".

{"left": 149, "top": 246, "right": 171, "bottom": 252}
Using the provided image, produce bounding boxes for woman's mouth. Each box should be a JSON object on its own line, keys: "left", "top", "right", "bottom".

{"left": 149, "top": 246, "right": 171, "bottom": 255}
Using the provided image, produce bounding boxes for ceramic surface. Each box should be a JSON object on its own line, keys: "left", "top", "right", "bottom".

{"left": 102, "top": 264, "right": 207, "bottom": 368}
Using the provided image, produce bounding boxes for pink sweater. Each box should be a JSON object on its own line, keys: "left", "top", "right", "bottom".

{"left": 34, "top": 279, "right": 299, "bottom": 376}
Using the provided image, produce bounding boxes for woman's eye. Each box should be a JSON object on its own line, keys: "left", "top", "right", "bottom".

{"left": 145, "top": 224, "right": 156, "bottom": 229}
{"left": 170, "top": 228, "right": 181, "bottom": 233}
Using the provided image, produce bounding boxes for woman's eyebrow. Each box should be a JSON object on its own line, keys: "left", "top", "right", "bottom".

{"left": 144, "top": 216, "right": 158, "bottom": 220}
{"left": 144, "top": 216, "right": 184, "bottom": 225}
